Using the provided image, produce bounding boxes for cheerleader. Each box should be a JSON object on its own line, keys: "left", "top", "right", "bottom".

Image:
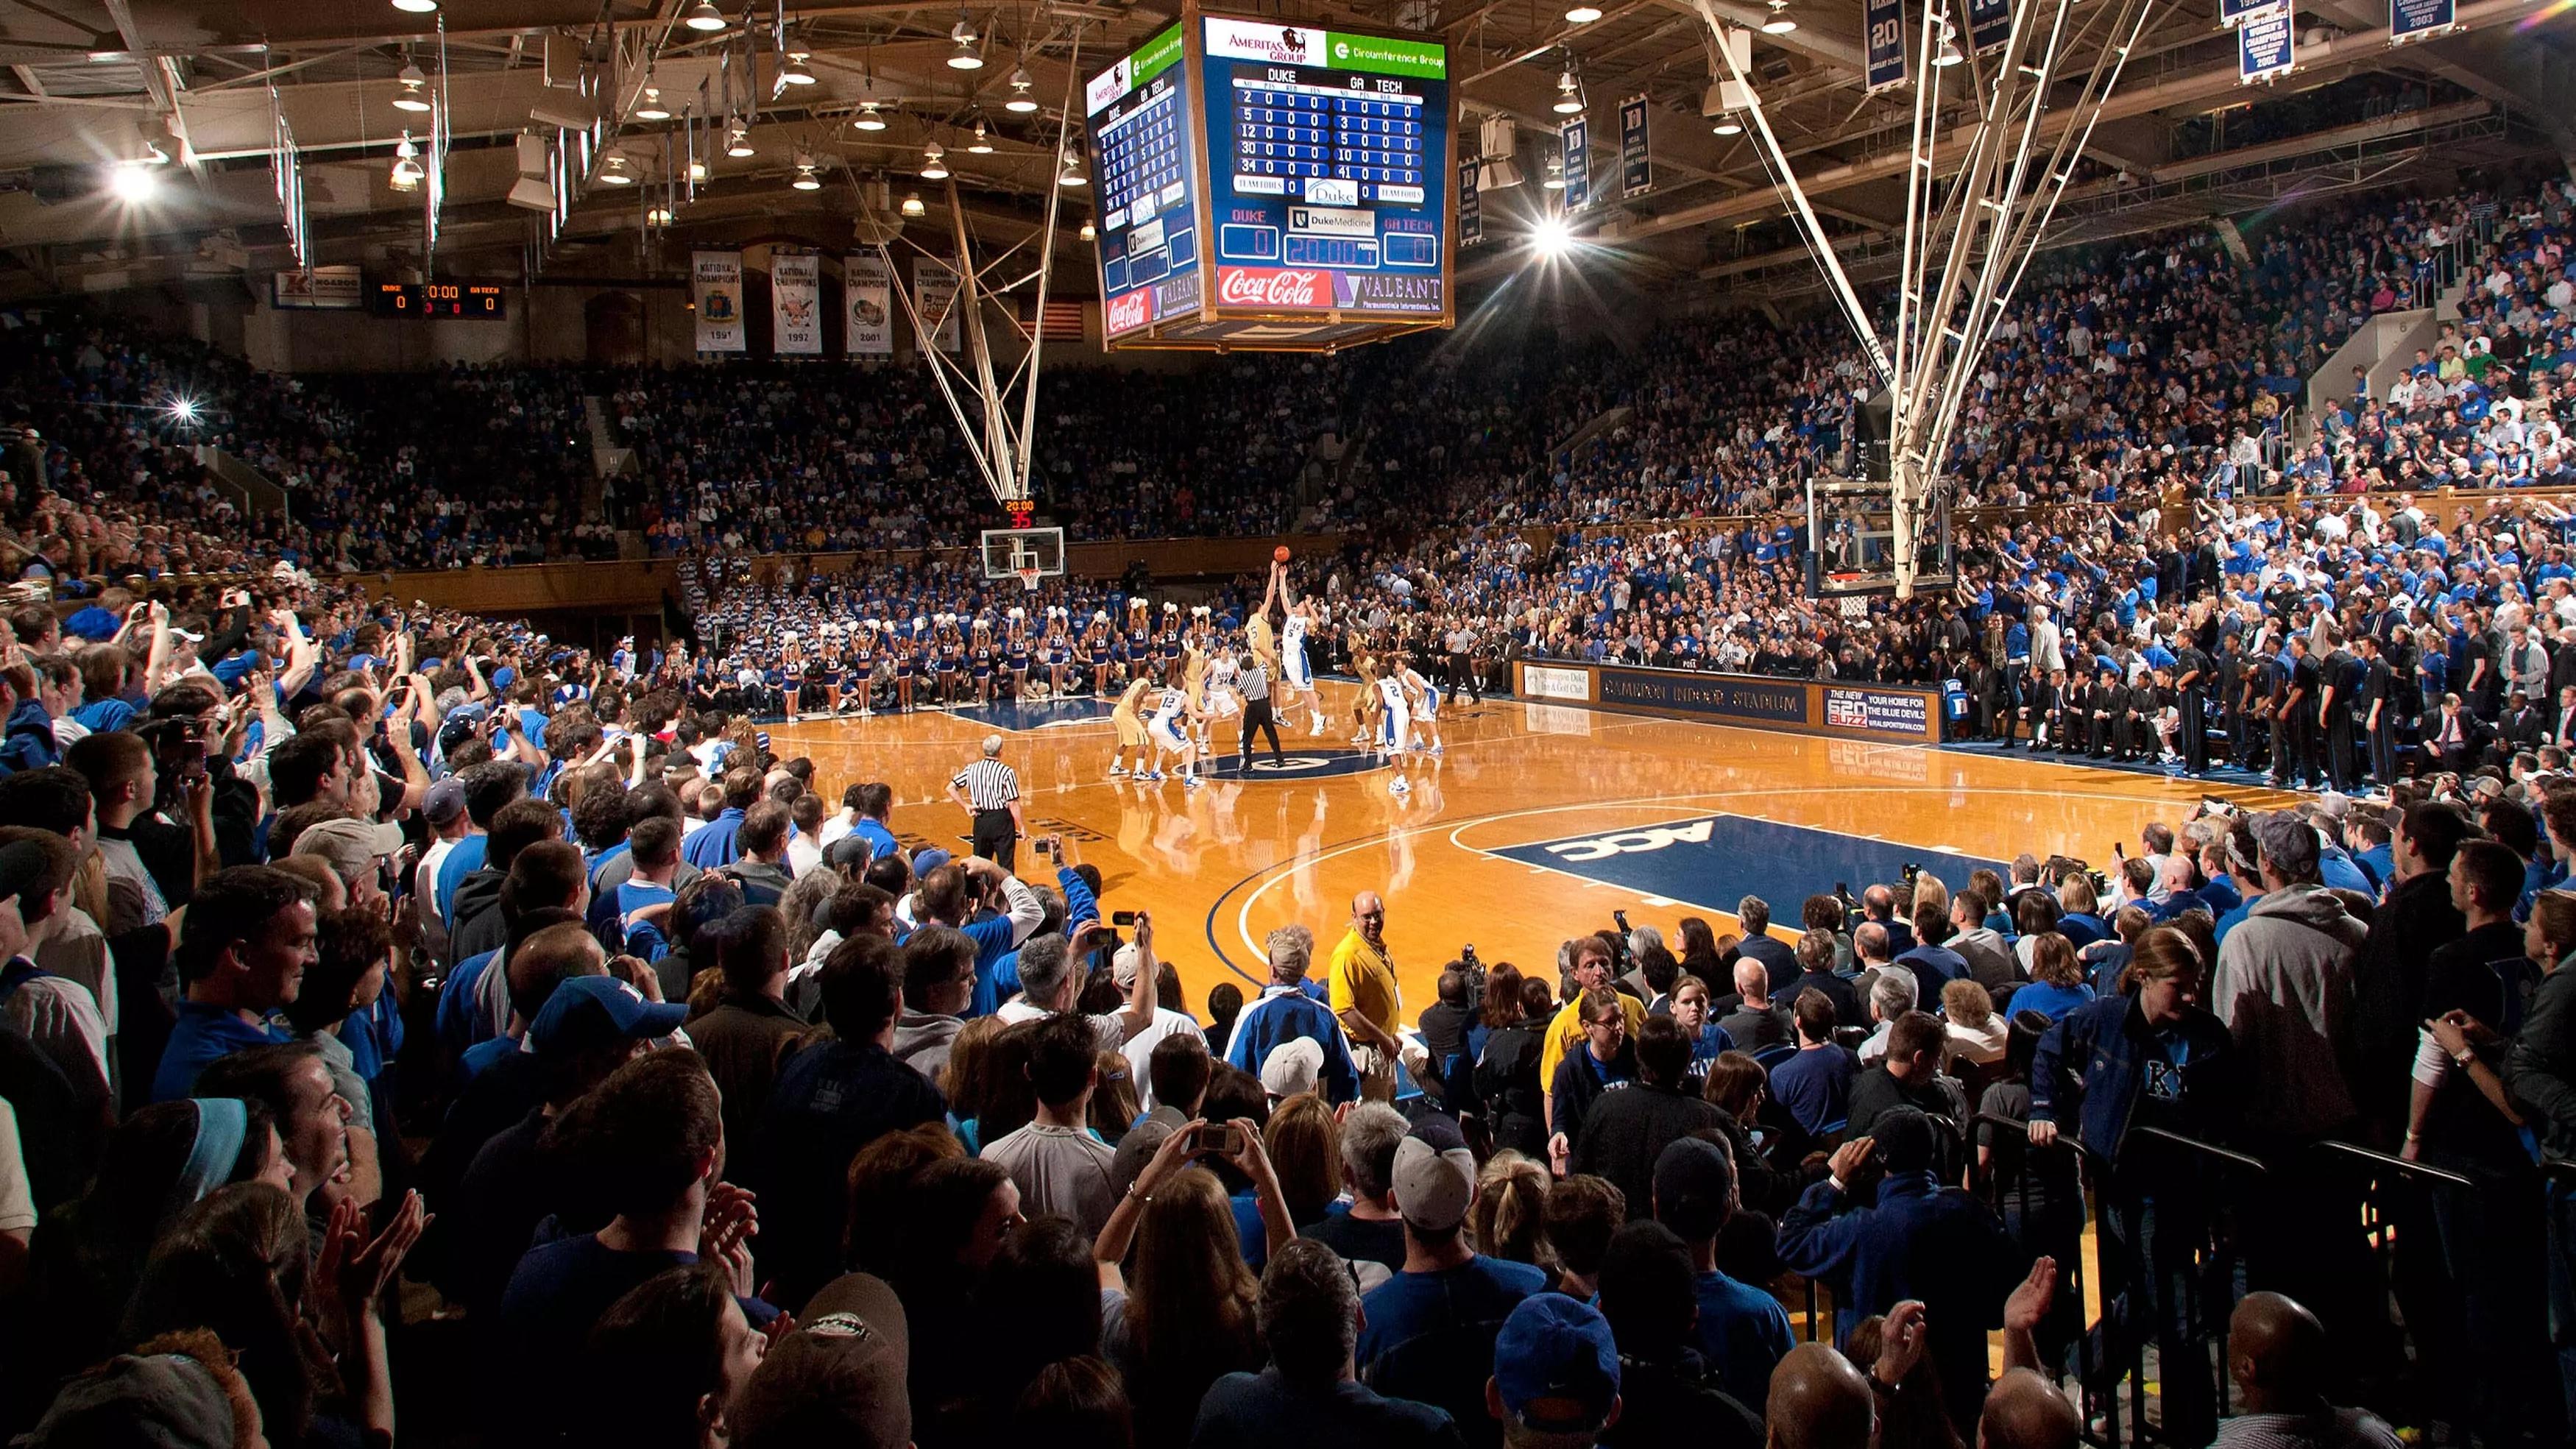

{"left": 894, "top": 623, "right": 921, "bottom": 714}
{"left": 971, "top": 619, "right": 997, "bottom": 706}
{"left": 1006, "top": 612, "right": 1032, "bottom": 702}
{"left": 935, "top": 619, "right": 965, "bottom": 704}
{"left": 1124, "top": 600, "right": 1154, "bottom": 687}
{"left": 1044, "top": 612, "right": 1073, "bottom": 698}
{"left": 849, "top": 625, "right": 877, "bottom": 716}
{"left": 779, "top": 637, "right": 804, "bottom": 722}
{"left": 1078, "top": 614, "right": 1109, "bottom": 696}
{"left": 1108, "top": 671, "right": 1154, "bottom": 778}
{"left": 1159, "top": 602, "right": 1188, "bottom": 676}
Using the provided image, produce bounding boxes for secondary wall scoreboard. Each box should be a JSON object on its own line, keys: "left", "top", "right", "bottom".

{"left": 1084, "top": 4, "right": 1454, "bottom": 352}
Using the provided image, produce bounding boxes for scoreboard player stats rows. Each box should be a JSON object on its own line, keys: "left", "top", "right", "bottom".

{"left": 1083, "top": 4, "right": 1454, "bottom": 350}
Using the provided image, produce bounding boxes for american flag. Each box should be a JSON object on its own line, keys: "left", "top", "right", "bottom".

{"left": 1032, "top": 300, "right": 1087, "bottom": 341}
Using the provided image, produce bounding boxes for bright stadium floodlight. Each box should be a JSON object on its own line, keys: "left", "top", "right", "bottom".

{"left": 166, "top": 396, "right": 200, "bottom": 422}
{"left": 107, "top": 162, "right": 159, "bottom": 202}
{"left": 1531, "top": 213, "right": 1572, "bottom": 258}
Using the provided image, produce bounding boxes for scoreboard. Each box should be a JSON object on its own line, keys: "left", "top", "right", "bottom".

{"left": 1084, "top": 5, "right": 1452, "bottom": 352}
{"left": 369, "top": 282, "right": 508, "bottom": 319}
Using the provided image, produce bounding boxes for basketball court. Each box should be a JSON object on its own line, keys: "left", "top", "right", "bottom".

{"left": 769, "top": 681, "right": 2299, "bottom": 1024}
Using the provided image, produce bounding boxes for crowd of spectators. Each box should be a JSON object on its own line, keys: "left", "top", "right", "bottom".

{"left": 4, "top": 520, "right": 2575, "bottom": 1449}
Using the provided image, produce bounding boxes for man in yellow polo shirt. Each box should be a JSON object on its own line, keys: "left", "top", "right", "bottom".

{"left": 1540, "top": 932, "right": 1646, "bottom": 1129}
{"left": 1327, "top": 891, "right": 1404, "bottom": 1076}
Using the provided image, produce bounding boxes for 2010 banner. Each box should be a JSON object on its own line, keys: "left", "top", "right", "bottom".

{"left": 771, "top": 252, "right": 821, "bottom": 355}
{"left": 692, "top": 252, "right": 746, "bottom": 353}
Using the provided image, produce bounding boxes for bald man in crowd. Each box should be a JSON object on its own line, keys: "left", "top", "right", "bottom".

{"left": 1765, "top": 1343, "right": 1875, "bottom": 1449}
{"left": 2215, "top": 1292, "right": 2401, "bottom": 1449}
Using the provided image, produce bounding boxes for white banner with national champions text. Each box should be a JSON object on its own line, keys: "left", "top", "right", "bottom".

{"left": 913, "top": 255, "right": 963, "bottom": 353}
{"left": 692, "top": 251, "right": 746, "bottom": 353}
{"left": 771, "top": 252, "right": 822, "bottom": 355}
{"left": 845, "top": 253, "right": 894, "bottom": 355}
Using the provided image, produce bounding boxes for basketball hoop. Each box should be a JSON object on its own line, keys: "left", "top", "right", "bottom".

{"left": 1016, "top": 567, "right": 1041, "bottom": 594}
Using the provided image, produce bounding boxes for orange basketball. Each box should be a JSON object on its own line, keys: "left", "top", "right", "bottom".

{"left": 1273, "top": 546, "right": 1291, "bottom": 563}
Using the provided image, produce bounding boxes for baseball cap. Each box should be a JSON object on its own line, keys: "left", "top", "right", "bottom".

{"left": 1391, "top": 1116, "right": 1477, "bottom": 1233}
{"left": 2250, "top": 809, "right": 2321, "bottom": 879}
{"left": 422, "top": 776, "right": 467, "bottom": 828}
{"left": 291, "top": 816, "right": 407, "bottom": 880}
{"left": 912, "top": 847, "right": 952, "bottom": 878}
{"left": 1259, "top": 1038, "right": 1324, "bottom": 1099}
{"left": 1493, "top": 1294, "right": 1621, "bottom": 1434}
{"left": 1111, "top": 940, "right": 1144, "bottom": 988}
{"left": 1651, "top": 1136, "right": 1736, "bottom": 1241}
{"left": 0, "top": 838, "right": 52, "bottom": 907}
{"left": 731, "top": 1272, "right": 910, "bottom": 1449}
{"left": 528, "top": 976, "right": 687, "bottom": 1057}
{"left": 824, "top": 834, "right": 875, "bottom": 871}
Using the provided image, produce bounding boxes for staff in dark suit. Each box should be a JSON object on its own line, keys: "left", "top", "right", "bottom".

{"left": 2357, "top": 634, "right": 2399, "bottom": 785}
{"left": 2424, "top": 692, "right": 2486, "bottom": 776}
{"left": 2174, "top": 640, "right": 2210, "bottom": 774}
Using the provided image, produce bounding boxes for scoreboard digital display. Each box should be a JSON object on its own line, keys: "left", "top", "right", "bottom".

{"left": 1082, "top": 5, "right": 1451, "bottom": 351}
{"left": 369, "top": 282, "right": 508, "bottom": 320}
{"left": 1200, "top": 18, "right": 1447, "bottom": 316}
{"left": 1086, "top": 24, "right": 1203, "bottom": 341}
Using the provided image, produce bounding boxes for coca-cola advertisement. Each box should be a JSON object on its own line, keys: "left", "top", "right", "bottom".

{"left": 1105, "top": 290, "right": 1153, "bottom": 336}
{"left": 1216, "top": 266, "right": 1332, "bottom": 309}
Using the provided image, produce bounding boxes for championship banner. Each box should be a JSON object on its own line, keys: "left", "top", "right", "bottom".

{"left": 1560, "top": 116, "right": 1590, "bottom": 212}
{"left": 2390, "top": 0, "right": 2454, "bottom": 40}
{"left": 1459, "top": 157, "right": 1483, "bottom": 248}
{"left": 2238, "top": 1, "right": 2294, "bottom": 82}
{"left": 1618, "top": 96, "right": 1651, "bottom": 199}
{"left": 912, "top": 255, "right": 963, "bottom": 353}
{"left": 692, "top": 251, "right": 746, "bottom": 353}
{"left": 845, "top": 253, "right": 893, "bottom": 356}
{"left": 1864, "top": 0, "right": 1908, "bottom": 93}
{"left": 2218, "top": 0, "right": 2268, "bottom": 24}
{"left": 771, "top": 252, "right": 822, "bottom": 355}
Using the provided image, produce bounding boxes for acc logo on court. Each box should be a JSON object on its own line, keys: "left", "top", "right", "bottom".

{"left": 1226, "top": 748, "right": 1387, "bottom": 782}
{"left": 1546, "top": 818, "right": 1716, "bottom": 863}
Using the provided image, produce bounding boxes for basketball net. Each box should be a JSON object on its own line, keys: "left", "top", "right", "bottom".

{"left": 1016, "top": 567, "right": 1041, "bottom": 594}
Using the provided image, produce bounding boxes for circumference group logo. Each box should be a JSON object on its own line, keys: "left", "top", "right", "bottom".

{"left": 1214, "top": 748, "right": 1387, "bottom": 782}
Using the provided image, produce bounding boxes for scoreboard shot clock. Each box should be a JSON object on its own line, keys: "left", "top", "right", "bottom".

{"left": 369, "top": 282, "right": 509, "bottom": 319}
{"left": 1083, "top": 4, "right": 1454, "bottom": 352}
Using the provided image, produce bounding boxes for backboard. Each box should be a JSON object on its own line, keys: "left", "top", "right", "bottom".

{"left": 1803, "top": 475, "right": 1951, "bottom": 599}
{"left": 980, "top": 526, "right": 1067, "bottom": 581}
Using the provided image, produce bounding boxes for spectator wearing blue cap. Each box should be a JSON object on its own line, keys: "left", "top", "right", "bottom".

{"left": 1486, "top": 1293, "right": 1622, "bottom": 1448}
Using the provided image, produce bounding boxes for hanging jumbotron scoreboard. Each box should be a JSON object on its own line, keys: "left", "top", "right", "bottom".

{"left": 1084, "top": 4, "right": 1454, "bottom": 352}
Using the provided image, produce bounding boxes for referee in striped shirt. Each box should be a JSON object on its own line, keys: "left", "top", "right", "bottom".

{"left": 948, "top": 734, "right": 1025, "bottom": 871}
{"left": 1237, "top": 651, "right": 1284, "bottom": 772}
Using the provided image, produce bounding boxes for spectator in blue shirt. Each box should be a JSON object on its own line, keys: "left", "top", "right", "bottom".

{"left": 1771, "top": 988, "right": 1860, "bottom": 1135}
{"left": 682, "top": 765, "right": 763, "bottom": 870}
{"left": 1652, "top": 1136, "right": 1795, "bottom": 1409}
{"left": 1224, "top": 924, "right": 1360, "bottom": 1104}
{"left": 153, "top": 865, "right": 317, "bottom": 1102}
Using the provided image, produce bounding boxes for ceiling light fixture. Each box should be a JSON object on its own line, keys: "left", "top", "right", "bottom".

{"left": 1479, "top": 155, "right": 1525, "bottom": 189}
{"left": 921, "top": 142, "right": 949, "bottom": 180}
{"left": 684, "top": 0, "right": 728, "bottom": 32}
{"left": 726, "top": 122, "right": 755, "bottom": 157}
{"left": 1553, "top": 67, "right": 1584, "bottom": 113}
{"left": 1761, "top": 0, "right": 1797, "bottom": 33}
{"left": 1058, "top": 145, "right": 1086, "bottom": 186}
{"left": 1005, "top": 66, "right": 1038, "bottom": 112}
{"left": 902, "top": 191, "right": 927, "bottom": 216}
{"left": 854, "top": 102, "right": 888, "bottom": 131}
{"left": 648, "top": 203, "right": 674, "bottom": 225}
{"left": 968, "top": 120, "right": 994, "bottom": 153}
{"left": 688, "top": 158, "right": 710, "bottom": 181}
{"left": 1079, "top": 219, "right": 1095, "bottom": 241}
{"left": 393, "top": 62, "right": 433, "bottom": 112}
{"left": 1566, "top": 2, "right": 1604, "bottom": 18}
{"left": 1933, "top": 26, "right": 1963, "bottom": 65}
{"left": 391, "top": 0, "right": 439, "bottom": 13}
{"left": 948, "top": 16, "right": 984, "bottom": 68}
{"left": 635, "top": 82, "right": 670, "bottom": 121}
{"left": 780, "top": 50, "right": 816, "bottom": 85}
{"left": 107, "top": 162, "right": 158, "bottom": 202}
{"left": 791, "top": 152, "right": 822, "bottom": 189}
{"left": 1542, "top": 156, "right": 1565, "bottom": 189}
{"left": 389, "top": 134, "right": 424, "bottom": 190}
{"left": 598, "top": 153, "right": 635, "bottom": 185}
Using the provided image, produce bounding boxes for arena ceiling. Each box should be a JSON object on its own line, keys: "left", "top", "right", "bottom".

{"left": 0, "top": 0, "right": 2565, "bottom": 297}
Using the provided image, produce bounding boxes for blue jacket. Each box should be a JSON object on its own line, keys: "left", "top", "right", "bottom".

{"left": 1777, "top": 1172, "right": 2018, "bottom": 1414}
{"left": 0, "top": 700, "right": 59, "bottom": 775}
{"left": 682, "top": 807, "right": 747, "bottom": 870}
{"left": 2028, "top": 991, "right": 2236, "bottom": 1167}
{"left": 1224, "top": 984, "right": 1359, "bottom": 1102}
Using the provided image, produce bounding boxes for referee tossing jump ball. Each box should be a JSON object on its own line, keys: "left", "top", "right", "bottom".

{"left": 949, "top": 733, "right": 1025, "bottom": 871}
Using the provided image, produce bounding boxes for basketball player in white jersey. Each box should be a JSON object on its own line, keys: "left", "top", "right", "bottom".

{"left": 1374, "top": 665, "right": 1414, "bottom": 794}
{"left": 1144, "top": 670, "right": 1205, "bottom": 787}
{"left": 1201, "top": 642, "right": 1241, "bottom": 755}
{"left": 1399, "top": 656, "right": 1444, "bottom": 755}
{"left": 1263, "top": 560, "right": 1328, "bottom": 734}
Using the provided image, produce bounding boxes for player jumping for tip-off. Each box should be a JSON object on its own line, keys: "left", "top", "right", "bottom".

{"left": 1263, "top": 559, "right": 1329, "bottom": 735}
